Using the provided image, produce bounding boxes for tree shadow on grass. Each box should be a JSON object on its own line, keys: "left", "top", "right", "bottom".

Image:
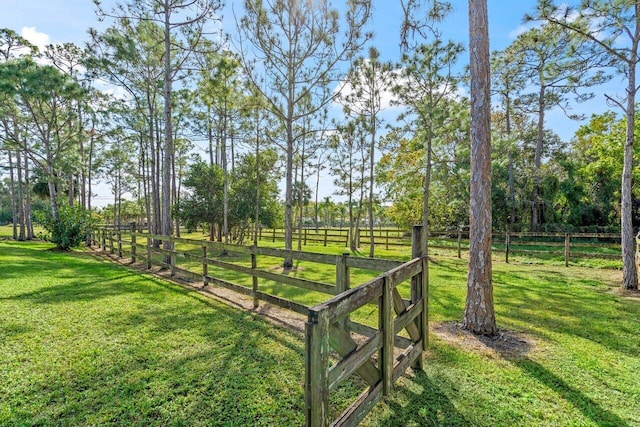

{"left": 0, "top": 274, "right": 163, "bottom": 304}
{"left": 375, "top": 370, "right": 471, "bottom": 427}
{"left": 514, "top": 358, "right": 630, "bottom": 427}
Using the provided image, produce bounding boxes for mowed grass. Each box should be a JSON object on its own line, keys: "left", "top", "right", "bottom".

{"left": 0, "top": 240, "right": 313, "bottom": 426}
{"left": 363, "top": 259, "right": 640, "bottom": 426}
{"left": 2, "top": 225, "right": 640, "bottom": 426}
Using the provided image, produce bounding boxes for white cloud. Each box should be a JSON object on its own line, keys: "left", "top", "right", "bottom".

{"left": 508, "top": 24, "right": 531, "bottom": 39}
{"left": 21, "top": 26, "right": 50, "bottom": 52}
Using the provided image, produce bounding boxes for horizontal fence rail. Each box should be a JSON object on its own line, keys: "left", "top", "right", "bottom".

{"left": 249, "top": 227, "right": 624, "bottom": 266}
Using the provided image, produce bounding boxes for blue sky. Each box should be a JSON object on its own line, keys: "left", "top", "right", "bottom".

{"left": 0, "top": 0, "right": 622, "bottom": 205}
{"left": 1, "top": 0, "right": 614, "bottom": 138}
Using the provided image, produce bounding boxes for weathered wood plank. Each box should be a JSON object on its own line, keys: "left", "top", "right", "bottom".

{"left": 253, "top": 246, "right": 337, "bottom": 265}
{"left": 306, "top": 311, "right": 330, "bottom": 427}
{"left": 386, "top": 257, "right": 422, "bottom": 286}
{"left": 256, "top": 291, "right": 309, "bottom": 316}
{"left": 204, "top": 257, "right": 335, "bottom": 294}
{"left": 328, "top": 332, "right": 381, "bottom": 392}
{"left": 381, "top": 275, "right": 394, "bottom": 395}
{"left": 332, "top": 382, "right": 383, "bottom": 427}
{"left": 392, "top": 340, "right": 424, "bottom": 382}
{"left": 312, "top": 277, "right": 384, "bottom": 323}
{"left": 328, "top": 325, "right": 380, "bottom": 387}
{"left": 394, "top": 302, "right": 422, "bottom": 336}
{"left": 345, "top": 257, "right": 402, "bottom": 272}
{"left": 203, "top": 275, "right": 253, "bottom": 296}
{"left": 392, "top": 288, "right": 421, "bottom": 342}
{"left": 347, "top": 321, "right": 413, "bottom": 350}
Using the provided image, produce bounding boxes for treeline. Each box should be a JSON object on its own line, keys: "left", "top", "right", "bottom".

{"left": 0, "top": 1, "right": 638, "bottom": 254}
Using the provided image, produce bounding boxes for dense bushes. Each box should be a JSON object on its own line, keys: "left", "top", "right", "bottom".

{"left": 35, "top": 205, "right": 95, "bottom": 250}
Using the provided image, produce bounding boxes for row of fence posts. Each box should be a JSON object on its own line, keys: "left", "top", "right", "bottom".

{"left": 98, "top": 226, "right": 584, "bottom": 270}
{"left": 504, "top": 231, "right": 572, "bottom": 267}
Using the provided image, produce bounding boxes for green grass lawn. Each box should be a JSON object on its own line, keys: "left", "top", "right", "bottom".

{"left": 0, "top": 240, "right": 313, "bottom": 426}
{"left": 2, "top": 229, "right": 640, "bottom": 426}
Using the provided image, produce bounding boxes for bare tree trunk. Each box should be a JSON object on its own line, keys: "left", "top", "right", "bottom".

{"left": 422, "top": 132, "right": 432, "bottom": 260}
{"left": 621, "top": 59, "right": 638, "bottom": 290}
{"left": 368, "top": 116, "right": 376, "bottom": 257}
{"left": 162, "top": 2, "right": 174, "bottom": 264}
{"left": 314, "top": 162, "right": 321, "bottom": 232}
{"left": 24, "top": 153, "right": 33, "bottom": 239}
{"left": 532, "top": 82, "right": 546, "bottom": 232}
{"left": 8, "top": 151, "right": 18, "bottom": 240}
{"left": 254, "top": 123, "right": 261, "bottom": 247}
{"left": 506, "top": 102, "right": 516, "bottom": 228}
{"left": 68, "top": 172, "right": 74, "bottom": 208}
{"left": 284, "top": 116, "right": 294, "bottom": 268}
{"left": 87, "top": 124, "right": 95, "bottom": 214}
{"left": 298, "top": 144, "right": 306, "bottom": 252}
{"left": 463, "top": 0, "right": 497, "bottom": 336}
{"left": 222, "top": 102, "right": 229, "bottom": 247}
{"left": 16, "top": 150, "right": 26, "bottom": 240}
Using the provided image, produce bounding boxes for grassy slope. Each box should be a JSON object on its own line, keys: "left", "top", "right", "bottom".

{"left": 1, "top": 226, "right": 639, "bottom": 426}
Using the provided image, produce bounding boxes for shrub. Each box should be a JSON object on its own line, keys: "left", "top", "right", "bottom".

{"left": 35, "top": 205, "right": 95, "bottom": 250}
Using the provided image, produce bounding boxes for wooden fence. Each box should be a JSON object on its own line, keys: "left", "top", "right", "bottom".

{"left": 254, "top": 227, "right": 622, "bottom": 265}
{"left": 91, "top": 226, "right": 428, "bottom": 426}
{"left": 306, "top": 226, "right": 427, "bottom": 426}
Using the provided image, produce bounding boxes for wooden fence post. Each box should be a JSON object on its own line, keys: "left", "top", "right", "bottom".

{"left": 386, "top": 229, "right": 389, "bottom": 251}
{"left": 252, "top": 246, "right": 259, "bottom": 309}
{"left": 564, "top": 233, "right": 570, "bottom": 267}
{"left": 336, "top": 253, "right": 350, "bottom": 294}
{"left": 101, "top": 229, "right": 106, "bottom": 251}
{"left": 323, "top": 228, "right": 328, "bottom": 247}
{"left": 131, "top": 232, "right": 136, "bottom": 263}
{"left": 457, "top": 228, "right": 462, "bottom": 259}
{"left": 305, "top": 309, "right": 330, "bottom": 427}
{"left": 202, "top": 244, "right": 208, "bottom": 286}
{"left": 259, "top": 226, "right": 262, "bottom": 242}
{"left": 304, "top": 228, "right": 308, "bottom": 246}
{"left": 109, "top": 231, "right": 114, "bottom": 254}
{"left": 380, "top": 275, "right": 394, "bottom": 395}
{"left": 505, "top": 230, "right": 510, "bottom": 264}
{"left": 146, "top": 236, "right": 152, "bottom": 269}
{"left": 412, "top": 225, "right": 427, "bottom": 367}
{"left": 272, "top": 228, "right": 276, "bottom": 243}
{"left": 117, "top": 230, "right": 122, "bottom": 258}
{"left": 170, "top": 236, "right": 176, "bottom": 277}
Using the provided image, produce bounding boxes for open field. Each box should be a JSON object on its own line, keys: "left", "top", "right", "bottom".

{"left": 1, "top": 230, "right": 639, "bottom": 426}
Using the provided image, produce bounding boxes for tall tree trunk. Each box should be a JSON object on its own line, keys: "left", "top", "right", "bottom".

{"left": 87, "top": 125, "right": 95, "bottom": 214}
{"left": 298, "top": 144, "right": 305, "bottom": 252}
{"left": 422, "top": 131, "right": 432, "bottom": 261}
{"left": 24, "top": 153, "right": 33, "bottom": 240}
{"left": 16, "top": 150, "right": 26, "bottom": 240}
{"left": 284, "top": 117, "right": 294, "bottom": 267}
{"left": 68, "top": 172, "right": 74, "bottom": 208}
{"left": 464, "top": 0, "right": 496, "bottom": 335}
{"left": 314, "top": 162, "right": 321, "bottom": 232}
{"left": 368, "top": 115, "right": 376, "bottom": 257}
{"left": 621, "top": 54, "right": 638, "bottom": 290}
{"left": 8, "top": 151, "right": 18, "bottom": 240}
{"left": 207, "top": 107, "right": 214, "bottom": 166}
{"left": 505, "top": 95, "right": 516, "bottom": 227}
{"left": 162, "top": 2, "right": 174, "bottom": 264}
{"left": 222, "top": 101, "right": 229, "bottom": 247}
{"left": 254, "top": 122, "right": 261, "bottom": 247}
{"left": 532, "top": 82, "right": 546, "bottom": 232}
